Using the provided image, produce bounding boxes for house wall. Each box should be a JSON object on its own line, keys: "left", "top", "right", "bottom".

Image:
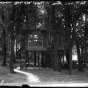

{"left": 25, "top": 31, "right": 48, "bottom": 50}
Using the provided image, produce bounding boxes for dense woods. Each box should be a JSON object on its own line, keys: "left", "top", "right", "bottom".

{"left": 0, "top": 1, "right": 88, "bottom": 74}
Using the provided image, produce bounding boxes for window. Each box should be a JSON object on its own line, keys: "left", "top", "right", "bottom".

{"left": 28, "top": 32, "right": 43, "bottom": 49}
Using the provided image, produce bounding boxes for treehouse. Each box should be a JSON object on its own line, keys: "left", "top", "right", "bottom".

{"left": 20, "top": 22, "right": 66, "bottom": 69}
{"left": 20, "top": 27, "right": 51, "bottom": 68}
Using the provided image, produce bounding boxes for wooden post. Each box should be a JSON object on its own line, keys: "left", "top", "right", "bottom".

{"left": 34, "top": 52, "right": 36, "bottom": 66}
{"left": 44, "top": 52, "right": 46, "bottom": 68}
{"left": 24, "top": 50, "right": 27, "bottom": 69}
{"left": 26, "top": 51, "right": 29, "bottom": 66}
{"left": 41, "top": 52, "right": 44, "bottom": 67}
{"left": 28, "top": 52, "right": 29, "bottom": 66}
{"left": 51, "top": 52, "right": 53, "bottom": 68}
{"left": 38, "top": 52, "right": 40, "bottom": 66}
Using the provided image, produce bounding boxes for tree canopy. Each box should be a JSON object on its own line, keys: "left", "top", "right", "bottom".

{"left": 0, "top": 1, "right": 88, "bottom": 47}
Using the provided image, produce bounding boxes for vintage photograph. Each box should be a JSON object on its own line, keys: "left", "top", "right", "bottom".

{"left": 0, "top": 1, "right": 88, "bottom": 87}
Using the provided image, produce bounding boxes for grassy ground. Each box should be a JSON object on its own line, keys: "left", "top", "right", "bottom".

{"left": 0, "top": 63, "right": 28, "bottom": 85}
{"left": 0, "top": 59, "right": 88, "bottom": 86}
{"left": 21, "top": 67, "right": 88, "bottom": 84}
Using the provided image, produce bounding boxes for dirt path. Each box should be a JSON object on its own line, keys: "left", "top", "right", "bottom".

{"left": 14, "top": 67, "right": 40, "bottom": 82}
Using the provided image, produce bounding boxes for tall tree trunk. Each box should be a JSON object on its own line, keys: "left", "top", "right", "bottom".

{"left": 78, "top": 45, "right": 84, "bottom": 71}
{"left": 81, "top": 45, "right": 84, "bottom": 64}
{"left": 52, "top": 3, "right": 60, "bottom": 71}
{"left": 84, "top": 44, "right": 86, "bottom": 69}
{"left": 66, "top": 49, "right": 69, "bottom": 69}
{"left": 76, "top": 42, "right": 84, "bottom": 71}
{"left": 44, "top": 52, "right": 47, "bottom": 68}
{"left": 13, "top": 53, "right": 16, "bottom": 63}
{"left": 63, "top": 52, "right": 64, "bottom": 67}
{"left": 2, "top": 29, "right": 6, "bottom": 66}
{"left": 69, "top": 45, "right": 72, "bottom": 74}
{"left": 76, "top": 43, "right": 81, "bottom": 70}
{"left": 13, "top": 40, "right": 16, "bottom": 63}
{"left": 16, "top": 39, "right": 17, "bottom": 59}
{"left": 53, "top": 33, "right": 60, "bottom": 71}
{"left": 10, "top": 34, "right": 15, "bottom": 73}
